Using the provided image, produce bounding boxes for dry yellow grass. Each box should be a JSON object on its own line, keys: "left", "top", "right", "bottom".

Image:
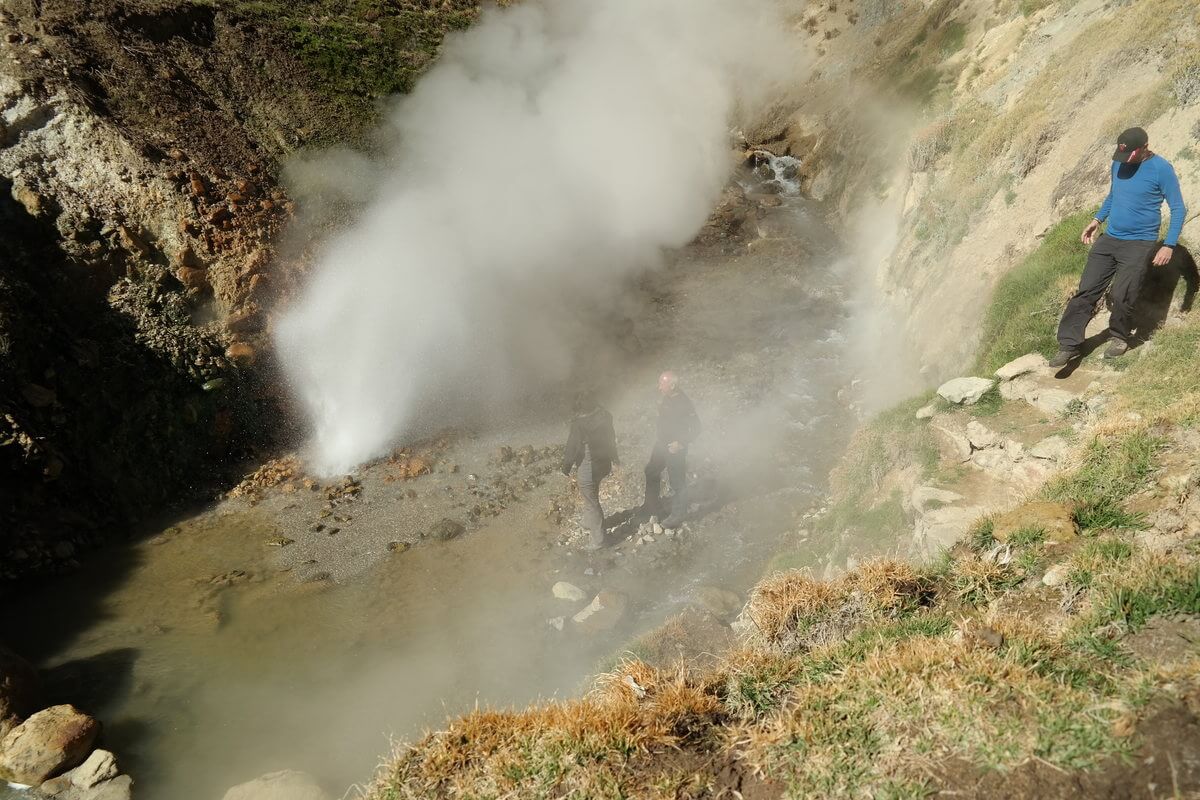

{"left": 744, "top": 560, "right": 929, "bottom": 652}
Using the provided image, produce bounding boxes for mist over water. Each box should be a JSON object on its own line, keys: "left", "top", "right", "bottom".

{"left": 276, "top": 0, "right": 797, "bottom": 474}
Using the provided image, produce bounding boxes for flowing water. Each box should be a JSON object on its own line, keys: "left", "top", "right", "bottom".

{"left": 2, "top": 193, "right": 867, "bottom": 800}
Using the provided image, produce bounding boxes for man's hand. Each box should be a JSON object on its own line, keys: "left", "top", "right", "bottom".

{"left": 1082, "top": 219, "right": 1101, "bottom": 245}
{"left": 667, "top": 441, "right": 682, "bottom": 454}
{"left": 1152, "top": 246, "right": 1174, "bottom": 267}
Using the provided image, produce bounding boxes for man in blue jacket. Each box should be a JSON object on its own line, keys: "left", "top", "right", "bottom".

{"left": 1049, "top": 127, "right": 1187, "bottom": 367}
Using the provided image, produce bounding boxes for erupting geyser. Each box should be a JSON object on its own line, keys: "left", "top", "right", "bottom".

{"left": 275, "top": 0, "right": 798, "bottom": 474}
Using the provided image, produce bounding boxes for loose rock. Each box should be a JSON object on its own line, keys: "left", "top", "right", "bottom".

{"left": 1042, "top": 563, "right": 1071, "bottom": 587}
{"left": 69, "top": 748, "right": 118, "bottom": 789}
{"left": 936, "top": 377, "right": 996, "bottom": 405}
{"left": 0, "top": 704, "right": 100, "bottom": 785}
{"left": 572, "top": 591, "right": 628, "bottom": 633}
{"left": 552, "top": 582, "right": 587, "bottom": 602}
{"left": 222, "top": 770, "right": 329, "bottom": 800}
{"left": 430, "top": 519, "right": 465, "bottom": 541}
{"left": 995, "top": 353, "right": 1047, "bottom": 381}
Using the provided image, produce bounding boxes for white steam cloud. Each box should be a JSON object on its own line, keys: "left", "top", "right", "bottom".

{"left": 276, "top": 0, "right": 797, "bottom": 474}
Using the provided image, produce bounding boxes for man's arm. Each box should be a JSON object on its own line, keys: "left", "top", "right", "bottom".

{"left": 1163, "top": 160, "right": 1187, "bottom": 248}
{"left": 1084, "top": 166, "right": 1115, "bottom": 245}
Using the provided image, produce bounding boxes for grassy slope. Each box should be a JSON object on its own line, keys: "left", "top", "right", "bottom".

{"left": 362, "top": 199, "right": 1200, "bottom": 797}
{"left": 198, "top": 0, "right": 484, "bottom": 145}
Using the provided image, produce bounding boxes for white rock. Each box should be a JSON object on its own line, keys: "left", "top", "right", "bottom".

{"left": 937, "top": 377, "right": 996, "bottom": 405}
{"left": 915, "top": 403, "right": 937, "bottom": 420}
{"left": 931, "top": 421, "right": 973, "bottom": 461}
{"left": 1000, "top": 375, "right": 1037, "bottom": 401}
{"left": 1042, "top": 564, "right": 1071, "bottom": 587}
{"left": 552, "top": 582, "right": 587, "bottom": 602}
{"left": 910, "top": 486, "right": 964, "bottom": 514}
{"left": 547, "top": 617, "right": 565, "bottom": 631}
{"left": 1028, "top": 388, "right": 1077, "bottom": 416}
{"left": 995, "top": 353, "right": 1048, "bottom": 381}
{"left": 643, "top": 535, "right": 655, "bottom": 543}
{"left": 914, "top": 505, "right": 986, "bottom": 551}
{"left": 1030, "top": 436, "right": 1070, "bottom": 462}
{"left": 222, "top": 771, "right": 328, "bottom": 800}
{"left": 965, "top": 420, "right": 998, "bottom": 450}
{"left": 652, "top": 523, "right": 664, "bottom": 536}
{"left": 71, "top": 749, "right": 118, "bottom": 790}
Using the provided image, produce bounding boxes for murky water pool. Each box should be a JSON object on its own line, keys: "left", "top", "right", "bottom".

{"left": 1, "top": 199, "right": 868, "bottom": 799}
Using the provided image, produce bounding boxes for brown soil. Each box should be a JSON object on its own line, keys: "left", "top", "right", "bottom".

{"left": 929, "top": 704, "right": 1200, "bottom": 799}
{"left": 629, "top": 748, "right": 783, "bottom": 800}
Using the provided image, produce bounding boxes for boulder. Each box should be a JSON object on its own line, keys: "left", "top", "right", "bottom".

{"left": 1028, "top": 388, "right": 1077, "bottom": 417}
{"left": 995, "top": 353, "right": 1047, "bottom": 381}
{"left": 0, "top": 705, "right": 99, "bottom": 785}
{"left": 936, "top": 377, "right": 996, "bottom": 405}
{"left": 572, "top": 591, "right": 627, "bottom": 633}
{"left": 965, "top": 420, "right": 998, "bottom": 450}
{"left": 993, "top": 501, "right": 1077, "bottom": 544}
{"left": 1030, "top": 435, "right": 1071, "bottom": 463}
{"left": 914, "top": 402, "right": 937, "bottom": 420}
{"left": 429, "top": 518, "right": 465, "bottom": 541}
{"left": 552, "top": 582, "right": 587, "bottom": 602}
{"left": 87, "top": 774, "right": 133, "bottom": 800}
{"left": 0, "top": 646, "right": 39, "bottom": 739}
{"left": 69, "top": 749, "right": 118, "bottom": 789}
{"left": 222, "top": 770, "right": 329, "bottom": 800}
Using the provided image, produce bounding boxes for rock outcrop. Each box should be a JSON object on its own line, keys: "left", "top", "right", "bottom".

{"left": 0, "top": 704, "right": 99, "bottom": 785}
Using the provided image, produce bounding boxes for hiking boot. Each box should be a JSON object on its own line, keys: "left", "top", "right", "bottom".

{"left": 1047, "top": 350, "right": 1078, "bottom": 369}
{"left": 1103, "top": 339, "right": 1129, "bottom": 359}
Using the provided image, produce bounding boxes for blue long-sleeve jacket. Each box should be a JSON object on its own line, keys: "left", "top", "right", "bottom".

{"left": 1095, "top": 155, "right": 1187, "bottom": 246}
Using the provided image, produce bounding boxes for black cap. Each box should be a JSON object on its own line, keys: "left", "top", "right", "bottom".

{"left": 1112, "top": 127, "right": 1149, "bottom": 163}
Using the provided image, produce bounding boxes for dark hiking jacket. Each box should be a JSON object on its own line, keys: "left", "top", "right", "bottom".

{"left": 655, "top": 391, "right": 700, "bottom": 448}
{"left": 562, "top": 408, "right": 619, "bottom": 474}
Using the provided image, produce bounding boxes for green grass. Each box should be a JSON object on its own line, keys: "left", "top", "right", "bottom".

{"left": 966, "top": 518, "right": 996, "bottom": 551}
{"left": 1043, "top": 429, "right": 1162, "bottom": 531}
{"left": 974, "top": 211, "right": 1094, "bottom": 372}
{"left": 1007, "top": 526, "right": 1046, "bottom": 547}
{"left": 1116, "top": 316, "right": 1200, "bottom": 425}
{"left": 198, "top": 0, "right": 480, "bottom": 144}
{"left": 966, "top": 385, "right": 1003, "bottom": 417}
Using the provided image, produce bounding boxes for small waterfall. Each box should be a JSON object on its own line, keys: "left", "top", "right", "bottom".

{"left": 741, "top": 150, "right": 803, "bottom": 196}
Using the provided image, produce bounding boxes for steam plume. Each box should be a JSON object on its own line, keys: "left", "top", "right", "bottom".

{"left": 276, "top": 0, "right": 796, "bottom": 474}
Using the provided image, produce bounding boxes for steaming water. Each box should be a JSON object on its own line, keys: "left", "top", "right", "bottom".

{"left": 0, "top": 198, "right": 870, "bottom": 800}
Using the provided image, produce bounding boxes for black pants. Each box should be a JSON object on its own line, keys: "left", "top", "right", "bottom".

{"left": 644, "top": 443, "right": 687, "bottom": 522}
{"left": 1057, "top": 234, "right": 1158, "bottom": 351}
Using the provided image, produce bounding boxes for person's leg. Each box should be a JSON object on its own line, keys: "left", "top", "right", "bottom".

{"left": 643, "top": 445, "right": 666, "bottom": 512}
{"left": 1106, "top": 239, "right": 1157, "bottom": 346}
{"left": 662, "top": 449, "right": 689, "bottom": 526}
{"left": 578, "top": 457, "right": 605, "bottom": 548}
{"left": 1057, "top": 235, "right": 1119, "bottom": 352}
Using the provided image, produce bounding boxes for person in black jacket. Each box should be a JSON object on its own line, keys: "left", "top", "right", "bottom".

{"left": 643, "top": 371, "right": 700, "bottom": 527}
{"left": 561, "top": 391, "right": 619, "bottom": 551}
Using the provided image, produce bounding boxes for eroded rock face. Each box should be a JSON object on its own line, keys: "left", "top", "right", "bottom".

{"left": 0, "top": 704, "right": 99, "bottom": 785}
{"left": 221, "top": 769, "right": 330, "bottom": 800}
{"left": 0, "top": 645, "right": 39, "bottom": 739}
